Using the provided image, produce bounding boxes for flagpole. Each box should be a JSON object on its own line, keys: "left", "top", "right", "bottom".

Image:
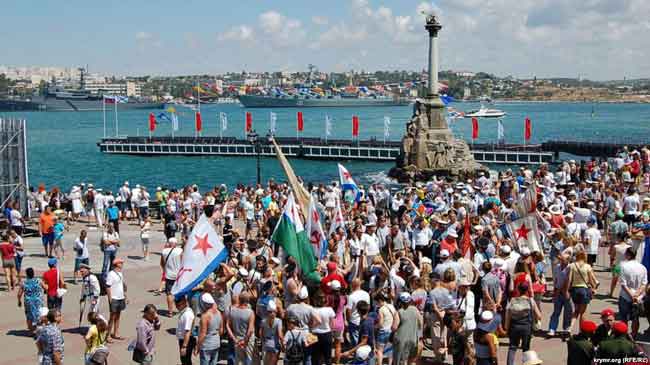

{"left": 102, "top": 97, "right": 106, "bottom": 138}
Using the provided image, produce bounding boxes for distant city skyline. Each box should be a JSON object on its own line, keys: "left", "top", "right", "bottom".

{"left": 3, "top": 0, "right": 649, "bottom": 80}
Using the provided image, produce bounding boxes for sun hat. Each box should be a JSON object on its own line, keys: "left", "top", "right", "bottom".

{"left": 549, "top": 205, "right": 562, "bottom": 215}
{"left": 500, "top": 245, "right": 511, "bottom": 254}
{"left": 477, "top": 311, "right": 498, "bottom": 332}
{"left": 522, "top": 350, "right": 543, "bottom": 365}
{"left": 328, "top": 280, "right": 342, "bottom": 291}
{"left": 298, "top": 286, "right": 309, "bottom": 300}
{"left": 39, "top": 307, "right": 50, "bottom": 318}
{"left": 201, "top": 293, "right": 215, "bottom": 305}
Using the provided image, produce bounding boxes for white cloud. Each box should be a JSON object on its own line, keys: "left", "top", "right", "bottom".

{"left": 135, "top": 31, "right": 152, "bottom": 41}
{"left": 258, "top": 11, "right": 306, "bottom": 47}
{"left": 217, "top": 25, "right": 254, "bottom": 42}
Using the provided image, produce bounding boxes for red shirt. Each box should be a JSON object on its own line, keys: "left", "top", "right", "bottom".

{"left": 320, "top": 272, "right": 348, "bottom": 294}
{"left": 550, "top": 215, "right": 565, "bottom": 229}
{"left": 440, "top": 237, "right": 458, "bottom": 255}
{"left": 42, "top": 268, "right": 59, "bottom": 297}
{"left": 0, "top": 242, "right": 15, "bottom": 260}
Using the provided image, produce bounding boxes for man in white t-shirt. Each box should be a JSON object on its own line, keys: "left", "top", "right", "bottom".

{"left": 584, "top": 218, "right": 602, "bottom": 266}
{"left": 623, "top": 188, "right": 641, "bottom": 224}
{"left": 161, "top": 238, "right": 183, "bottom": 316}
{"left": 175, "top": 296, "right": 196, "bottom": 364}
{"left": 346, "top": 278, "right": 370, "bottom": 346}
{"left": 619, "top": 247, "right": 648, "bottom": 337}
{"left": 106, "top": 258, "right": 127, "bottom": 340}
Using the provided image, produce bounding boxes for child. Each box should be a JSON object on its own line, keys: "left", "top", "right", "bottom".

{"left": 53, "top": 216, "right": 65, "bottom": 260}
{"left": 284, "top": 315, "right": 306, "bottom": 365}
{"left": 444, "top": 312, "right": 476, "bottom": 365}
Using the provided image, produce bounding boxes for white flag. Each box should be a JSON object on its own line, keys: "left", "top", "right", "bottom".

{"left": 497, "top": 119, "right": 504, "bottom": 142}
{"left": 507, "top": 215, "right": 541, "bottom": 253}
{"left": 328, "top": 197, "right": 347, "bottom": 239}
{"left": 171, "top": 113, "right": 179, "bottom": 131}
{"left": 325, "top": 115, "right": 332, "bottom": 136}
{"left": 171, "top": 215, "right": 227, "bottom": 296}
{"left": 383, "top": 116, "right": 391, "bottom": 140}
{"left": 270, "top": 112, "right": 277, "bottom": 134}
{"left": 305, "top": 196, "right": 328, "bottom": 259}
{"left": 219, "top": 112, "right": 228, "bottom": 131}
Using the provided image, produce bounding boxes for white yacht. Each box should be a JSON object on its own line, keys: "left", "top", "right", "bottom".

{"left": 464, "top": 106, "right": 506, "bottom": 118}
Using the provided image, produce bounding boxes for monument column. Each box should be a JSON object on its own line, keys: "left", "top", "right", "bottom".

{"left": 425, "top": 15, "right": 442, "bottom": 97}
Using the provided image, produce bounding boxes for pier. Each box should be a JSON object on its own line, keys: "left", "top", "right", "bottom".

{"left": 98, "top": 136, "right": 556, "bottom": 165}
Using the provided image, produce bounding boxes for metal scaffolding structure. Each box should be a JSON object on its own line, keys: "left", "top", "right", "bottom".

{"left": 0, "top": 117, "right": 29, "bottom": 217}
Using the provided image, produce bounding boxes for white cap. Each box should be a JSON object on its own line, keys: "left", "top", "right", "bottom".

{"left": 39, "top": 307, "right": 50, "bottom": 317}
{"left": 328, "top": 280, "right": 342, "bottom": 290}
{"left": 399, "top": 292, "right": 412, "bottom": 303}
{"left": 238, "top": 268, "right": 249, "bottom": 277}
{"left": 201, "top": 293, "right": 215, "bottom": 305}
{"left": 356, "top": 345, "right": 373, "bottom": 361}
{"left": 520, "top": 247, "right": 531, "bottom": 256}
{"left": 500, "top": 245, "right": 511, "bottom": 254}
{"left": 421, "top": 257, "right": 432, "bottom": 265}
{"left": 493, "top": 258, "right": 505, "bottom": 268}
{"left": 298, "top": 286, "right": 309, "bottom": 300}
{"left": 480, "top": 310, "right": 494, "bottom": 322}
{"left": 440, "top": 249, "right": 450, "bottom": 258}
{"left": 136, "top": 184, "right": 140, "bottom": 188}
{"left": 124, "top": 181, "right": 129, "bottom": 185}
{"left": 270, "top": 257, "right": 281, "bottom": 265}
{"left": 266, "top": 300, "right": 277, "bottom": 312}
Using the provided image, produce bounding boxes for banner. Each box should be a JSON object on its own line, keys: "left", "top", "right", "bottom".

{"left": 471, "top": 117, "right": 479, "bottom": 140}
{"left": 497, "top": 119, "right": 504, "bottom": 142}
{"left": 352, "top": 115, "right": 359, "bottom": 137}
{"left": 220, "top": 112, "right": 228, "bottom": 131}
{"left": 325, "top": 115, "right": 332, "bottom": 138}
{"left": 507, "top": 215, "right": 541, "bottom": 253}
{"left": 305, "top": 196, "right": 328, "bottom": 259}
{"left": 383, "top": 116, "right": 390, "bottom": 141}
{"left": 246, "top": 112, "right": 252, "bottom": 132}
{"left": 297, "top": 111, "right": 304, "bottom": 132}
{"left": 195, "top": 111, "right": 202, "bottom": 132}
{"left": 148, "top": 113, "right": 156, "bottom": 132}
{"left": 525, "top": 117, "right": 532, "bottom": 141}
{"left": 171, "top": 113, "right": 179, "bottom": 132}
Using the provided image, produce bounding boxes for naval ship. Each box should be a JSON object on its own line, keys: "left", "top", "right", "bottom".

{"left": 238, "top": 65, "right": 410, "bottom": 108}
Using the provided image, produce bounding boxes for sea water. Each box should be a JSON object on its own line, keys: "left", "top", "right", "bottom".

{"left": 3, "top": 101, "right": 650, "bottom": 191}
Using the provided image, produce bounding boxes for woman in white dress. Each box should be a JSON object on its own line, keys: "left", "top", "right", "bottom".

{"left": 70, "top": 186, "right": 84, "bottom": 222}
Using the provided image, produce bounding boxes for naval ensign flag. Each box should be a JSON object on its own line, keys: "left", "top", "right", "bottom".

{"left": 171, "top": 215, "right": 228, "bottom": 298}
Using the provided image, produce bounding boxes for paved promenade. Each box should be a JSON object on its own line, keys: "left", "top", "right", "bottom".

{"left": 0, "top": 218, "right": 646, "bottom": 365}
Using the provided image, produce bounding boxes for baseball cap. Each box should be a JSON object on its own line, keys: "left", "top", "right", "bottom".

{"left": 298, "top": 286, "right": 309, "bottom": 300}
{"left": 399, "top": 292, "right": 412, "bottom": 303}
{"left": 238, "top": 268, "right": 249, "bottom": 277}
{"left": 440, "top": 249, "right": 450, "bottom": 258}
{"left": 601, "top": 308, "right": 615, "bottom": 318}
{"left": 48, "top": 258, "right": 58, "bottom": 267}
{"left": 493, "top": 258, "right": 505, "bottom": 268}
{"left": 201, "top": 293, "right": 215, "bottom": 305}
{"left": 500, "top": 245, "right": 511, "bottom": 254}
{"left": 328, "top": 280, "right": 342, "bottom": 291}
{"left": 520, "top": 247, "right": 531, "bottom": 256}
{"left": 612, "top": 321, "right": 628, "bottom": 335}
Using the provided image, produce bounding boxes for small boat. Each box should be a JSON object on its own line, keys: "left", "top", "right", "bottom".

{"left": 464, "top": 106, "right": 506, "bottom": 118}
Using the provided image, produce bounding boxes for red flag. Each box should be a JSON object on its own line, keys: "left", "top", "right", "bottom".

{"left": 148, "top": 113, "right": 156, "bottom": 132}
{"left": 471, "top": 117, "right": 479, "bottom": 139}
{"left": 195, "top": 112, "right": 202, "bottom": 132}
{"left": 524, "top": 117, "right": 532, "bottom": 141}
{"left": 352, "top": 115, "right": 359, "bottom": 137}
{"left": 297, "top": 111, "right": 304, "bottom": 132}
{"left": 461, "top": 212, "right": 472, "bottom": 258}
{"left": 245, "top": 112, "right": 252, "bottom": 132}
{"left": 104, "top": 96, "right": 116, "bottom": 105}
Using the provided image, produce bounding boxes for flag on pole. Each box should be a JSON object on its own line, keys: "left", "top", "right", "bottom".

{"left": 325, "top": 115, "right": 332, "bottom": 138}
{"left": 524, "top": 117, "right": 532, "bottom": 141}
{"left": 195, "top": 111, "right": 202, "bottom": 132}
{"left": 269, "top": 112, "right": 277, "bottom": 134}
{"left": 507, "top": 215, "right": 541, "bottom": 253}
{"left": 512, "top": 185, "right": 538, "bottom": 219}
{"left": 338, "top": 163, "right": 361, "bottom": 202}
{"left": 103, "top": 95, "right": 116, "bottom": 104}
{"left": 471, "top": 117, "right": 479, "bottom": 140}
{"left": 148, "top": 113, "right": 156, "bottom": 132}
{"left": 171, "top": 215, "right": 228, "bottom": 298}
{"left": 440, "top": 94, "right": 455, "bottom": 106}
{"left": 352, "top": 115, "right": 359, "bottom": 137}
{"left": 305, "top": 196, "right": 328, "bottom": 259}
{"left": 328, "top": 198, "right": 346, "bottom": 238}
{"left": 297, "top": 111, "right": 304, "bottom": 132}
{"left": 171, "top": 113, "right": 179, "bottom": 132}
{"left": 271, "top": 194, "right": 320, "bottom": 283}
{"left": 383, "top": 116, "right": 391, "bottom": 141}
{"left": 246, "top": 112, "right": 252, "bottom": 132}
{"left": 116, "top": 96, "right": 128, "bottom": 103}
{"left": 497, "top": 119, "right": 505, "bottom": 143}
{"left": 156, "top": 112, "right": 171, "bottom": 123}
{"left": 220, "top": 112, "right": 228, "bottom": 131}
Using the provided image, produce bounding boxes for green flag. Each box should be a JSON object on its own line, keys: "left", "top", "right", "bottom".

{"left": 272, "top": 194, "right": 320, "bottom": 284}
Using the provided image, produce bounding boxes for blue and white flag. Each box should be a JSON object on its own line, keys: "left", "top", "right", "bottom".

{"left": 219, "top": 112, "right": 228, "bottom": 131}
{"left": 338, "top": 163, "right": 361, "bottom": 202}
{"left": 269, "top": 112, "right": 277, "bottom": 134}
{"left": 440, "top": 94, "right": 454, "bottom": 106}
{"left": 171, "top": 214, "right": 228, "bottom": 298}
{"left": 116, "top": 96, "right": 129, "bottom": 104}
{"left": 157, "top": 112, "right": 172, "bottom": 123}
{"left": 497, "top": 119, "right": 504, "bottom": 142}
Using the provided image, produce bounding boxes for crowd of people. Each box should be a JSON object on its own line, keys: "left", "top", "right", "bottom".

{"left": 4, "top": 149, "right": 650, "bottom": 364}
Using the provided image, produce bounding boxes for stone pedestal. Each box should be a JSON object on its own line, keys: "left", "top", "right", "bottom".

{"left": 389, "top": 97, "right": 484, "bottom": 183}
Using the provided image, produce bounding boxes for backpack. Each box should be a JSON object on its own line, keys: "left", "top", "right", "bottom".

{"left": 285, "top": 331, "right": 305, "bottom": 363}
{"left": 508, "top": 296, "right": 532, "bottom": 322}
{"left": 97, "top": 273, "right": 108, "bottom": 296}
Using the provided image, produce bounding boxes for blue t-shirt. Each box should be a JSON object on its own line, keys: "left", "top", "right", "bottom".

{"left": 359, "top": 317, "right": 375, "bottom": 349}
{"left": 106, "top": 206, "right": 119, "bottom": 221}
{"left": 53, "top": 222, "right": 65, "bottom": 240}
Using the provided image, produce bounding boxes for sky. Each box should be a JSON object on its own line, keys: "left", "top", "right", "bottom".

{"left": 2, "top": 0, "right": 649, "bottom": 80}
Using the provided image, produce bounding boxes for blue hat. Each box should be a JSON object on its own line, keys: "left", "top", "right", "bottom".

{"left": 48, "top": 258, "right": 58, "bottom": 267}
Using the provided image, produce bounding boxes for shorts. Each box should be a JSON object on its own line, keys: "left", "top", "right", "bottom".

{"left": 376, "top": 329, "right": 391, "bottom": 345}
{"left": 165, "top": 279, "right": 175, "bottom": 294}
{"left": 110, "top": 299, "right": 126, "bottom": 313}
{"left": 42, "top": 232, "right": 55, "bottom": 246}
{"left": 74, "top": 257, "right": 89, "bottom": 272}
{"left": 587, "top": 254, "right": 597, "bottom": 265}
{"left": 624, "top": 214, "right": 637, "bottom": 225}
{"left": 141, "top": 237, "right": 150, "bottom": 248}
{"left": 570, "top": 287, "right": 592, "bottom": 305}
{"left": 618, "top": 297, "right": 641, "bottom": 322}
{"left": 246, "top": 219, "right": 253, "bottom": 230}
{"left": 2, "top": 258, "right": 15, "bottom": 269}
{"left": 612, "top": 264, "right": 621, "bottom": 276}
{"left": 139, "top": 206, "right": 149, "bottom": 218}
{"left": 415, "top": 245, "right": 433, "bottom": 259}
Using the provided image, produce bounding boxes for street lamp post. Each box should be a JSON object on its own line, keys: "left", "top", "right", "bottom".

{"left": 247, "top": 130, "right": 260, "bottom": 185}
